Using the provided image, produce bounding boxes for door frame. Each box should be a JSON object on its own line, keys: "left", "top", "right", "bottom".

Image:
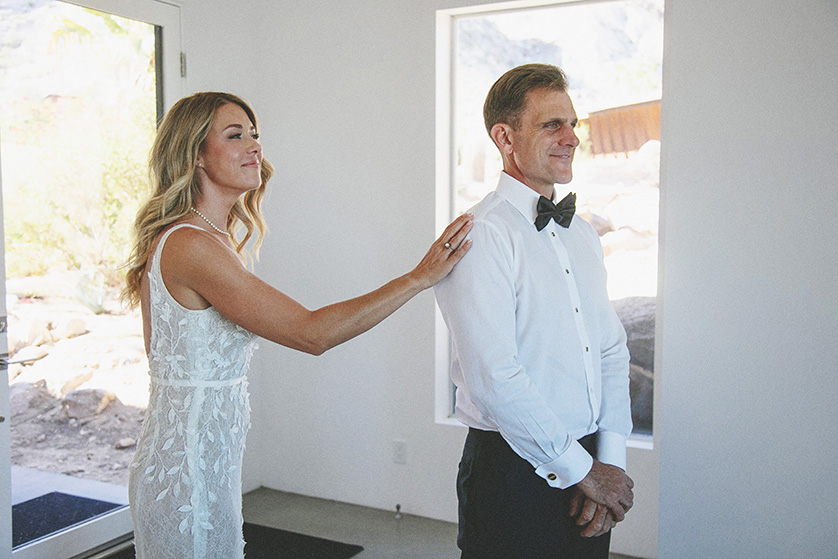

{"left": 2, "top": 1, "right": 183, "bottom": 556}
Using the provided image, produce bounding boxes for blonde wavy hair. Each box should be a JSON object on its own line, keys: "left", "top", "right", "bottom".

{"left": 122, "top": 92, "right": 274, "bottom": 308}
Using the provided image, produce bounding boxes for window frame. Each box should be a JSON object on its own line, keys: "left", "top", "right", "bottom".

{"left": 433, "top": 0, "right": 659, "bottom": 449}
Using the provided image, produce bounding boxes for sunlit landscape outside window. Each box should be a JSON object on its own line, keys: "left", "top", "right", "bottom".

{"left": 1, "top": 0, "right": 156, "bottom": 486}
{"left": 450, "top": 0, "right": 663, "bottom": 436}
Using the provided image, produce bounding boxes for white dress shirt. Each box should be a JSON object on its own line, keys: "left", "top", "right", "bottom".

{"left": 434, "top": 172, "right": 632, "bottom": 489}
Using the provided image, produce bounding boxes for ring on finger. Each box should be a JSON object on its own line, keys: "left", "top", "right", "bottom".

{"left": 444, "top": 242, "right": 453, "bottom": 250}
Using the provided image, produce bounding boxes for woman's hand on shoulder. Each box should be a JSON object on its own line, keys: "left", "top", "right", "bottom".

{"left": 407, "top": 213, "right": 473, "bottom": 290}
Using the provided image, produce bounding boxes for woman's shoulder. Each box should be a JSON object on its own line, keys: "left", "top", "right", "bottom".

{"left": 154, "top": 223, "right": 233, "bottom": 273}
{"left": 159, "top": 223, "right": 228, "bottom": 252}
{"left": 153, "top": 223, "right": 241, "bottom": 309}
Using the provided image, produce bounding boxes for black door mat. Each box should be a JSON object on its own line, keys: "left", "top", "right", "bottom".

{"left": 12, "top": 491, "right": 122, "bottom": 547}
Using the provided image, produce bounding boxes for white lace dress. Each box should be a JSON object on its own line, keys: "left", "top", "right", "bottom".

{"left": 129, "top": 224, "right": 257, "bottom": 559}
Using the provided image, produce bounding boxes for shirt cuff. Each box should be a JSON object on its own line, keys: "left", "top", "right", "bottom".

{"left": 595, "top": 430, "right": 628, "bottom": 471}
{"left": 534, "top": 440, "right": 593, "bottom": 489}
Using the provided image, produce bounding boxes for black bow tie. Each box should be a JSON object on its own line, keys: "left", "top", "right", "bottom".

{"left": 535, "top": 192, "right": 576, "bottom": 231}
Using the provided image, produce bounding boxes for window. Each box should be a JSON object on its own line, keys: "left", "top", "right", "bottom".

{"left": 436, "top": 0, "right": 663, "bottom": 437}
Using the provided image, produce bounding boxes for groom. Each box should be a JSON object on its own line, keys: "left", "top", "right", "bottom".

{"left": 434, "top": 63, "right": 635, "bottom": 558}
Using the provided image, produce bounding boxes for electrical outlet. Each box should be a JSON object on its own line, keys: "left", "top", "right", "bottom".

{"left": 392, "top": 439, "right": 407, "bottom": 464}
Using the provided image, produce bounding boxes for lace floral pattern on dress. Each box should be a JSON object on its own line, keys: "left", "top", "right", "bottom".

{"left": 128, "top": 224, "right": 257, "bottom": 559}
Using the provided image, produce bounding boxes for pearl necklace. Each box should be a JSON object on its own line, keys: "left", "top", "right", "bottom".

{"left": 190, "top": 207, "right": 230, "bottom": 236}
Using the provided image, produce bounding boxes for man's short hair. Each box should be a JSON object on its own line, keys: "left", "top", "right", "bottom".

{"left": 483, "top": 63, "right": 570, "bottom": 136}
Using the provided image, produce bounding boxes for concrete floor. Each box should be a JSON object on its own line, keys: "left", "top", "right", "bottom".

{"left": 242, "top": 487, "right": 461, "bottom": 558}
{"left": 242, "top": 487, "right": 638, "bottom": 559}
{"left": 10, "top": 469, "right": 638, "bottom": 558}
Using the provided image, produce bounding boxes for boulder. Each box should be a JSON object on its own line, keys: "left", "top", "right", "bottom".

{"left": 62, "top": 388, "right": 117, "bottom": 419}
{"left": 612, "top": 296, "right": 656, "bottom": 372}
{"left": 629, "top": 363, "right": 654, "bottom": 435}
{"left": 60, "top": 370, "right": 95, "bottom": 395}
{"left": 9, "top": 380, "right": 52, "bottom": 418}
{"left": 603, "top": 186, "right": 660, "bottom": 234}
{"left": 578, "top": 210, "right": 615, "bottom": 236}
{"left": 601, "top": 227, "right": 656, "bottom": 257}
{"left": 612, "top": 296, "right": 656, "bottom": 434}
{"left": 9, "top": 344, "right": 49, "bottom": 365}
{"left": 8, "top": 316, "right": 51, "bottom": 353}
{"left": 52, "top": 317, "right": 89, "bottom": 341}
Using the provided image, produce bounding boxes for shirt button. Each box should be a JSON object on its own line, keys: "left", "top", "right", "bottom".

{"left": 565, "top": 269, "right": 570, "bottom": 274}
{"left": 575, "top": 308, "right": 579, "bottom": 312}
{"left": 547, "top": 473, "right": 557, "bottom": 481}
{"left": 585, "top": 347, "right": 589, "bottom": 352}
{"left": 551, "top": 232, "right": 556, "bottom": 237}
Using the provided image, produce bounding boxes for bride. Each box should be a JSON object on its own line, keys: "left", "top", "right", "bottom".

{"left": 121, "top": 91, "right": 472, "bottom": 558}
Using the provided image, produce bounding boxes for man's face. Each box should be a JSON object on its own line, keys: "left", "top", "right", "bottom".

{"left": 505, "top": 87, "right": 580, "bottom": 197}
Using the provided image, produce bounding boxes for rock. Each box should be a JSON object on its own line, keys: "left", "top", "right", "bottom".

{"left": 9, "top": 380, "right": 52, "bottom": 418}
{"left": 601, "top": 227, "right": 656, "bottom": 257}
{"left": 5, "top": 274, "right": 75, "bottom": 299}
{"left": 8, "top": 316, "right": 51, "bottom": 352}
{"left": 5, "top": 292, "right": 18, "bottom": 312}
{"left": 115, "top": 438, "right": 136, "bottom": 450}
{"left": 60, "top": 371, "right": 95, "bottom": 396}
{"left": 9, "top": 344, "right": 49, "bottom": 365}
{"left": 634, "top": 140, "right": 661, "bottom": 182}
{"left": 629, "top": 363, "right": 654, "bottom": 434}
{"left": 8, "top": 363, "right": 23, "bottom": 381}
{"left": 603, "top": 186, "right": 660, "bottom": 234}
{"left": 612, "top": 296, "right": 656, "bottom": 373}
{"left": 62, "top": 388, "right": 117, "bottom": 419}
{"left": 52, "top": 317, "right": 88, "bottom": 341}
{"left": 612, "top": 296, "right": 656, "bottom": 434}
{"left": 578, "top": 211, "right": 615, "bottom": 236}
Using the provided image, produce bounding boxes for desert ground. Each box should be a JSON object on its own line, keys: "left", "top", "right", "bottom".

{"left": 7, "top": 278, "right": 148, "bottom": 487}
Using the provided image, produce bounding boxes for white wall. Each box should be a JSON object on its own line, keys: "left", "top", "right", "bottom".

{"left": 178, "top": 0, "right": 838, "bottom": 557}
{"left": 178, "top": 0, "right": 262, "bottom": 102}
{"left": 657, "top": 1, "right": 838, "bottom": 557}
{"left": 242, "top": 0, "right": 471, "bottom": 521}
{"left": 182, "top": 0, "right": 475, "bottom": 522}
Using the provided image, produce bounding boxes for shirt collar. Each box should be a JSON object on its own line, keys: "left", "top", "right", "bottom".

{"left": 496, "top": 172, "right": 570, "bottom": 226}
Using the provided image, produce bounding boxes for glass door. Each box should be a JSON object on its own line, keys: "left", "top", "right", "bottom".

{"left": 1, "top": 1, "right": 182, "bottom": 557}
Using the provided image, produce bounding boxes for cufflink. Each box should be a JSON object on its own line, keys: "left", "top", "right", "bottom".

{"left": 547, "top": 473, "right": 557, "bottom": 481}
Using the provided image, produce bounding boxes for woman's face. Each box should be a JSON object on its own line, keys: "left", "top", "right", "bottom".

{"left": 197, "top": 102, "right": 262, "bottom": 195}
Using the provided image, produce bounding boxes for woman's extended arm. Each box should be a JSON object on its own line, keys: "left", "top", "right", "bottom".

{"left": 159, "top": 213, "right": 473, "bottom": 355}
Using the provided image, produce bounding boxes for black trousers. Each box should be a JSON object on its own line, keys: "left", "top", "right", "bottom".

{"left": 457, "top": 428, "right": 611, "bottom": 559}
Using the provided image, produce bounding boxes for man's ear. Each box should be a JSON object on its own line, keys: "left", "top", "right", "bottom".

{"left": 490, "top": 123, "right": 514, "bottom": 155}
